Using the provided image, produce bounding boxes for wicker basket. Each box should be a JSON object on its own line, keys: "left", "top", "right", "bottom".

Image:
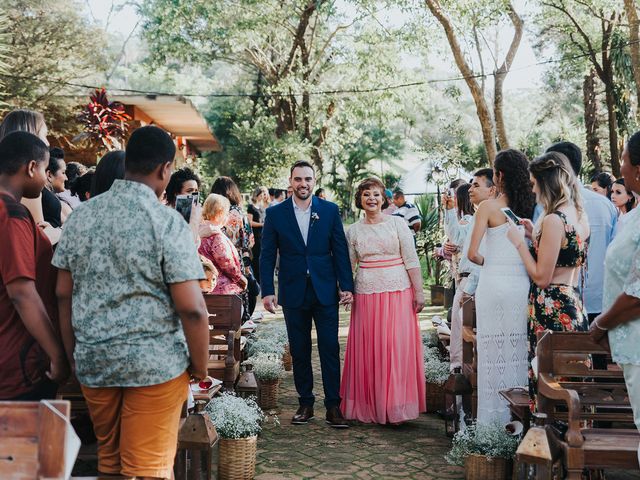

{"left": 283, "top": 344, "right": 292, "bottom": 371}
{"left": 218, "top": 435, "right": 257, "bottom": 480}
{"left": 258, "top": 378, "right": 279, "bottom": 410}
{"left": 425, "top": 381, "right": 445, "bottom": 413}
{"left": 464, "top": 453, "right": 512, "bottom": 480}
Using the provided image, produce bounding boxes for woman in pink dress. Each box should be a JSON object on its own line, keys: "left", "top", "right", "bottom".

{"left": 340, "top": 177, "right": 426, "bottom": 424}
{"left": 198, "top": 193, "right": 247, "bottom": 295}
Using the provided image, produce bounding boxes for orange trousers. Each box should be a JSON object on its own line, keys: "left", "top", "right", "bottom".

{"left": 81, "top": 371, "right": 188, "bottom": 479}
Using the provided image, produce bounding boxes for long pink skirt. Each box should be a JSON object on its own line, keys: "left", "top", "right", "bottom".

{"left": 340, "top": 288, "right": 426, "bottom": 424}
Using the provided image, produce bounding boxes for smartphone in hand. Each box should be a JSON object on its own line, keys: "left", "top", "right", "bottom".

{"left": 500, "top": 207, "right": 520, "bottom": 224}
{"left": 175, "top": 194, "right": 198, "bottom": 223}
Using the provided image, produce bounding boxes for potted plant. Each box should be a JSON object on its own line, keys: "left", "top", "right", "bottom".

{"left": 205, "top": 393, "right": 265, "bottom": 480}
{"left": 445, "top": 422, "right": 520, "bottom": 480}
{"left": 414, "top": 194, "right": 449, "bottom": 306}
{"left": 424, "top": 346, "right": 450, "bottom": 413}
{"left": 247, "top": 353, "right": 284, "bottom": 410}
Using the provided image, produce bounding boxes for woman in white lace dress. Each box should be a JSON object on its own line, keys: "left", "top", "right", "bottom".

{"left": 340, "top": 178, "right": 426, "bottom": 424}
{"left": 467, "top": 150, "right": 536, "bottom": 425}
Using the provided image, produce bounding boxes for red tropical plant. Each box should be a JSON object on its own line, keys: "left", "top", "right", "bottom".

{"left": 78, "top": 88, "right": 131, "bottom": 150}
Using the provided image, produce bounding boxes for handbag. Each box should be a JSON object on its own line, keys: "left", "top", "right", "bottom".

{"left": 246, "top": 270, "right": 261, "bottom": 298}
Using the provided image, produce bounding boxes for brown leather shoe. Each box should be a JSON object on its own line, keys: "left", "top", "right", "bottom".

{"left": 326, "top": 406, "right": 349, "bottom": 428}
{"left": 291, "top": 405, "right": 314, "bottom": 425}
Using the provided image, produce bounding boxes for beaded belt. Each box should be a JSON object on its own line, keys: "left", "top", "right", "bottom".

{"left": 359, "top": 257, "right": 404, "bottom": 269}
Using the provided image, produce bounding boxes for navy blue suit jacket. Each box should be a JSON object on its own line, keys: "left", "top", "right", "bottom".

{"left": 260, "top": 196, "right": 354, "bottom": 308}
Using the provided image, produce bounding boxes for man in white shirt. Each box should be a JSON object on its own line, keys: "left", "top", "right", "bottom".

{"left": 444, "top": 168, "right": 496, "bottom": 371}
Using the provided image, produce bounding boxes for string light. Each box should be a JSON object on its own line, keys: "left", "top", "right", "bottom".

{"left": 0, "top": 39, "right": 637, "bottom": 99}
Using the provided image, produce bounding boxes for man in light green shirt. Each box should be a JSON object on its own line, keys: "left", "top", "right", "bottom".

{"left": 53, "top": 126, "right": 209, "bottom": 479}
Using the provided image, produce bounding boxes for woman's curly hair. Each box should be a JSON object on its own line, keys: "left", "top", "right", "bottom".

{"left": 354, "top": 177, "right": 389, "bottom": 210}
{"left": 494, "top": 149, "right": 536, "bottom": 219}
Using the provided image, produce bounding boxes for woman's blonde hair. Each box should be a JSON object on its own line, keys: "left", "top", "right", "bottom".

{"left": 0, "top": 109, "right": 47, "bottom": 140}
{"left": 202, "top": 193, "right": 230, "bottom": 221}
{"left": 529, "top": 152, "right": 584, "bottom": 221}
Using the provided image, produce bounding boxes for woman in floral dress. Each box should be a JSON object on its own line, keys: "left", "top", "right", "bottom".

{"left": 506, "top": 152, "right": 590, "bottom": 410}
{"left": 207, "top": 176, "right": 254, "bottom": 319}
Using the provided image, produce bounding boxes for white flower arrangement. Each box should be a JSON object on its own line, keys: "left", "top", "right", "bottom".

{"left": 424, "top": 346, "right": 450, "bottom": 385}
{"left": 247, "top": 336, "right": 285, "bottom": 357}
{"left": 245, "top": 353, "right": 284, "bottom": 382}
{"left": 246, "top": 321, "right": 288, "bottom": 356}
{"left": 205, "top": 392, "right": 265, "bottom": 439}
{"left": 445, "top": 422, "right": 520, "bottom": 466}
{"left": 422, "top": 329, "right": 439, "bottom": 348}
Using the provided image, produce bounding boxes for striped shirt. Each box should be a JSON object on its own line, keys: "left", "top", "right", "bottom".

{"left": 392, "top": 202, "right": 421, "bottom": 233}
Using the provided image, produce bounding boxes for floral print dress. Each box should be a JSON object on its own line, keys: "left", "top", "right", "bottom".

{"left": 527, "top": 211, "right": 588, "bottom": 410}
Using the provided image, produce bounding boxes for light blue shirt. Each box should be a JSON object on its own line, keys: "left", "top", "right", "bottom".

{"left": 603, "top": 207, "right": 640, "bottom": 365}
{"left": 293, "top": 200, "right": 311, "bottom": 245}
{"left": 444, "top": 208, "right": 481, "bottom": 295}
{"left": 52, "top": 180, "right": 205, "bottom": 387}
{"left": 532, "top": 185, "right": 617, "bottom": 314}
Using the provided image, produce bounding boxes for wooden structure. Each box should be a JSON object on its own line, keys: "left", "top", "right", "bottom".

{"left": 461, "top": 296, "right": 478, "bottom": 418}
{"left": 536, "top": 331, "right": 639, "bottom": 478}
{"left": 204, "top": 293, "right": 243, "bottom": 391}
{"left": 61, "top": 94, "right": 220, "bottom": 167}
{"left": 0, "top": 400, "right": 72, "bottom": 479}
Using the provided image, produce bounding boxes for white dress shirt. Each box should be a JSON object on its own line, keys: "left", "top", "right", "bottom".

{"left": 293, "top": 200, "right": 311, "bottom": 245}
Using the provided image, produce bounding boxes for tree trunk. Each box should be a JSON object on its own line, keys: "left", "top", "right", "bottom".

{"left": 310, "top": 101, "right": 335, "bottom": 178}
{"left": 424, "top": 0, "right": 497, "bottom": 162}
{"left": 583, "top": 69, "right": 602, "bottom": 172}
{"left": 604, "top": 77, "right": 620, "bottom": 176}
{"left": 624, "top": 0, "right": 640, "bottom": 120}
{"left": 493, "top": 4, "right": 523, "bottom": 150}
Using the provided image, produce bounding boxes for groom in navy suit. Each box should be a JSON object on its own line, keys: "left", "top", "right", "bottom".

{"left": 260, "top": 160, "right": 354, "bottom": 428}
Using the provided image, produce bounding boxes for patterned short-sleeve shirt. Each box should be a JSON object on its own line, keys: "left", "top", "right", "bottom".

{"left": 603, "top": 206, "right": 640, "bottom": 365}
{"left": 52, "top": 180, "right": 205, "bottom": 387}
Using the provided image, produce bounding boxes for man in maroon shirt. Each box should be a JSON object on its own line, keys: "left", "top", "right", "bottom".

{"left": 0, "top": 131, "right": 69, "bottom": 399}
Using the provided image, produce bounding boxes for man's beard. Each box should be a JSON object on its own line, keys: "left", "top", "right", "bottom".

{"left": 294, "top": 188, "right": 311, "bottom": 200}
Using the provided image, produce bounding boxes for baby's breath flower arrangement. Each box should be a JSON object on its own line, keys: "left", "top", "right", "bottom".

{"left": 424, "top": 346, "right": 450, "bottom": 385}
{"left": 205, "top": 392, "right": 265, "bottom": 439}
{"left": 422, "top": 329, "right": 439, "bottom": 348}
{"left": 245, "top": 353, "right": 284, "bottom": 382}
{"left": 445, "top": 422, "right": 520, "bottom": 466}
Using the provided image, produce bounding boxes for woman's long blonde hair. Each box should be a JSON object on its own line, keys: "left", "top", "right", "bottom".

{"left": 529, "top": 152, "right": 584, "bottom": 221}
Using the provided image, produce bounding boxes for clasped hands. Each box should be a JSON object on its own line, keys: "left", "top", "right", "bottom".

{"left": 263, "top": 291, "right": 354, "bottom": 314}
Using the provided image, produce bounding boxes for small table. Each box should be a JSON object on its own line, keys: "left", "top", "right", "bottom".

{"left": 192, "top": 384, "right": 222, "bottom": 412}
{"left": 499, "top": 386, "right": 531, "bottom": 432}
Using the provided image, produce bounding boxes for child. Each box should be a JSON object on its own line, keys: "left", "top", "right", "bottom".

{"left": 0, "top": 131, "right": 69, "bottom": 400}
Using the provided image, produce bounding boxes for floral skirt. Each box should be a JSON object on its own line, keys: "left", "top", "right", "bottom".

{"left": 527, "top": 283, "right": 588, "bottom": 411}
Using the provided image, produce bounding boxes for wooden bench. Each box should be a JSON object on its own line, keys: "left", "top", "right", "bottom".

{"left": 204, "top": 293, "right": 243, "bottom": 391}
{"left": 0, "top": 400, "right": 74, "bottom": 479}
{"left": 536, "top": 331, "right": 639, "bottom": 478}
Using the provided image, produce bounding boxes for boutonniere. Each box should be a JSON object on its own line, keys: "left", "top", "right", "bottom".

{"left": 311, "top": 212, "right": 320, "bottom": 226}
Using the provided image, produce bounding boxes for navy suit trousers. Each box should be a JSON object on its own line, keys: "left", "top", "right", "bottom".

{"left": 282, "top": 278, "right": 341, "bottom": 409}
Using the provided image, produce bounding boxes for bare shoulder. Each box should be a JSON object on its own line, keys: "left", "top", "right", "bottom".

{"left": 476, "top": 198, "right": 500, "bottom": 214}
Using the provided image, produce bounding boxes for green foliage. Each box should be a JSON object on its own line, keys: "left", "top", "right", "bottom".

{"left": 445, "top": 422, "right": 520, "bottom": 466}
{"left": 327, "top": 126, "right": 403, "bottom": 216}
{"left": 414, "top": 194, "right": 446, "bottom": 285}
{"left": 0, "top": 0, "right": 108, "bottom": 135}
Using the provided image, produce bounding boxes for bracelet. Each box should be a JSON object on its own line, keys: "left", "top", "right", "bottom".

{"left": 594, "top": 319, "right": 608, "bottom": 331}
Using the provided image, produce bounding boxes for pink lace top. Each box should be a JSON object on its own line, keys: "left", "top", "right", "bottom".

{"left": 198, "top": 225, "right": 244, "bottom": 295}
{"left": 347, "top": 216, "right": 421, "bottom": 294}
